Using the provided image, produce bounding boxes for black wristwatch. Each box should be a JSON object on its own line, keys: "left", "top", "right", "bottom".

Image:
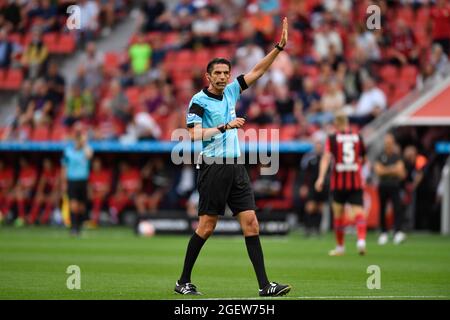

{"left": 275, "top": 43, "right": 284, "bottom": 51}
{"left": 217, "top": 124, "right": 226, "bottom": 133}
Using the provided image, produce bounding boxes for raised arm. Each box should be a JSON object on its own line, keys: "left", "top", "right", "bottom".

{"left": 243, "top": 17, "right": 288, "bottom": 88}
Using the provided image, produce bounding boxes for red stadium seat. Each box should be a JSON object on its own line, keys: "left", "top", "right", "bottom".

{"left": 31, "top": 125, "right": 50, "bottom": 141}
{"left": 104, "top": 52, "right": 121, "bottom": 75}
{"left": 56, "top": 33, "right": 76, "bottom": 54}
{"left": 391, "top": 83, "right": 411, "bottom": 105}
{"left": 50, "top": 125, "right": 68, "bottom": 141}
{"left": 43, "top": 32, "right": 59, "bottom": 53}
{"left": 379, "top": 65, "right": 399, "bottom": 83}
{"left": 400, "top": 65, "right": 418, "bottom": 86}
{"left": 2, "top": 69, "right": 23, "bottom": 90}
{"left": 125, "top": 86, "right": 141, "bottom": 107}
{"left": 280, "top": 124, "right": 299, "bottom": 141}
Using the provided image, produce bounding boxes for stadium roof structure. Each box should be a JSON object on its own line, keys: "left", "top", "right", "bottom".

{"left": 395, "top": 84, "right": 450, "bottom": 126}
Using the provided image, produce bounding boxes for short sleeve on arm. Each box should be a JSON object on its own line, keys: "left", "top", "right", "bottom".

{"left": 186, "top": 99, "right": 204, "bottom": 128}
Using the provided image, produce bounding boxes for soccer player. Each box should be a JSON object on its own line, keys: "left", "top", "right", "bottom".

{"left": 0, "top": 160, "right": 15, "bottom": 223}
{"left": 29, "top": 158, "right": 61, "bottom": 225}
{"left": 315, "top": 112, "right": 368, "bottom": 256}
{"left": 88, "top": 157, "right": 112, "bottom": 227}
{"left": 11, "top": 158, "right": 38, "bottom": 227}
{"left": 299, "top": 134, "right": 329, "bottom": 236}
{"left": 61, "top": 123, "right": 93, "bottom": 236}
{"left": 174, "top": 18, "right": 291, "bottom": 297}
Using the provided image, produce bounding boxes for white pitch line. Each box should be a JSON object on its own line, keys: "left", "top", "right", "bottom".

{"left": 176, "top": 295, "right": 449, "bottom": 300}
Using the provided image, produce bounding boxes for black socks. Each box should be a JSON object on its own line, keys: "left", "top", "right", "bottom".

{"left": 245, "top": 235, "right": 270, "bottom": 289}
{"left": 179, "top": 232, "right": 206, "bottom": 284}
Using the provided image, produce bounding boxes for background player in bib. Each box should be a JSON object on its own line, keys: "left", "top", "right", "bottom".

{"left": 315, "top": 112, "right": 368, "bottom": 256}
{"left": 175, "top": 18, "right": 291, "bottom": 297}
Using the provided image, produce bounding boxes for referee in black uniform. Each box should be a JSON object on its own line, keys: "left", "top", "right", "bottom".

{"left": 61, "top": 123, "right": 93, "bottom": 236}
{"left": 174, "top": 18, "right": 291, "bottom": 297}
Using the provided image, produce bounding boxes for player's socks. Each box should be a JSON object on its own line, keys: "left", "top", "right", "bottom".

{"left": 355, "top": 212, "right": 367, "bottom": 241}
{"left": 245, "top": 235, "right": 270, "bottom": 289}
{"left": 334, "top": 217, "right": 345, "bottom": 246}
{"left": 179, "top": 232, "right": 206, "bottom": 284}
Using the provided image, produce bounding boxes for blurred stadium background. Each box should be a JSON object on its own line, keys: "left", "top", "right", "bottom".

{"left": 0, "top": 0, "right": 449, "bottom": 299}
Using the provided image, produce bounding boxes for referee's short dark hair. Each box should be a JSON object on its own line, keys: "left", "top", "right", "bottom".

{"left": 207, "top": 58, "right": 231, "bottom": 74}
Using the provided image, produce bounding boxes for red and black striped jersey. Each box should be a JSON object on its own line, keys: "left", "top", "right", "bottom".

{"left": 325, "top": 129, "right": 366, "bottom": 191}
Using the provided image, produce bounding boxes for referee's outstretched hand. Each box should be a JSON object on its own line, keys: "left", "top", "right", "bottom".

{"left": 227, "top": 117, "right": 246, "bottom": 129}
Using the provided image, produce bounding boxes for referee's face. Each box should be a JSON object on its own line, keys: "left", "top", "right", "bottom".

{"left": 206, "top": 64, "right": 230, "bottom": 93}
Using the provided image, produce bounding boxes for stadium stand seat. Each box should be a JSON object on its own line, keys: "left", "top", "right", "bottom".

{"left": 280, "top": 124, "right": 299, "bottom": 141}
{"left": 379, "top": 65, "right": 399, "bottom": 83}
{"left": 50, "top": 125, "right": 68, "bottom": 141}
{"left": 1, "top": 69, "right": 23, "bottom": 90}
{"left": 31, "top": 125, "right": 51, "bottom": 141}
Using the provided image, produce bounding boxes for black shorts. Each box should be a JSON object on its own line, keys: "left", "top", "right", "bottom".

{"left": 68, "top": 180, "right": 88, "bottom": 203}
{"left": 332, "top": 189, "right": 363, "bottom": 206}
{"left": 307, "top": 186, "right": 329, "bottom": 203}
{"left": 197, "top": 162, "right": 257, "bottom": 216}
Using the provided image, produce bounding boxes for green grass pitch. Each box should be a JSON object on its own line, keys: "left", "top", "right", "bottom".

{"left": 1, "top": 226, "right": 449, "bottom": 300}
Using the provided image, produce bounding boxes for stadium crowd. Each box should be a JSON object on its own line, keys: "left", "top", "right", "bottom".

{"left": 0, "top": 0, "right": 449, "bottom": 229}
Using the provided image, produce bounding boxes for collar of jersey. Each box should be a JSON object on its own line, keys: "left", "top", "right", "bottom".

{"left": 203, "top": 87, "right": 223, "bottom": 101}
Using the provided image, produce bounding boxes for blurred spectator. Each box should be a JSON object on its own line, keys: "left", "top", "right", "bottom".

{"left": 44, "top": 60, "right": 65, "bottom": 106}
{"left": 136, "top": 158, "right": 173, "bottom": 215}
{"left": 11, "top": 79, "right": 33, "bottom": 129}
{"left": 10, "top": 157, "right": 38, "bottom": 226}
{"left": 354, "top": 24, "right": 381, "bottom": 63}
{"left": 28, "top": 0, "right": 59, "bottom": 33}
{"left": 108, "top": 161, "right": 141, "bottom": 224}
{"left": 128, "top": 32, "right": 152, "bottom": 83}
{"left": 98, "top": 0, "right": 125, "bottom": 36}
{"left": 64, "top": 83, "right": 95, "bottom": 127}
{"left": 0, "top": 0, "right": 24, "bottom": 33}
{"left": 0, "top": 28, "right": 16, "bottom": 69}
{"left": 140, "top": 0, "right": 169, "bottom": 32}
{"left": 28, "top": 78, "right": 55, "bottom": 126}
{"left": 349, "top": 77, "right": 386, "bottom": 126}
{"left": 0, "top": 160, "right": 15, "bottom": 222}
{"left": 121, "top": 111, "right": 161, "bottom": 142}
{"left": 94, "top": 105, "right": 124, "bottom": 140}
{"left": 430, "top": 0, "right": 450, "bottom": 54}
{"left": 234, "top": 41, "right": 265, "bottom": 78}
{"left": 28, "top": 158, "right": 60, "bottom": 225}
{"left": 188, "top": 6, "right": 221, "bottom": 49}
{"left": 88, "top": 157, "right": 112, "bottom": 226}
{"left": 429, "top": 43, "right": 449, "bottom": 76}
{"left": 320, "top": 80, "right": 345, "bottom": 114}
{"left": 248, "top": 2, "right": 275, "bottom": 47}
{"left": 78, "top": 0, "right": 100, "bottom": 42}
{"left": 298, "top": 76, "right": 321, "bottom": 114}
{"left": 78, "top": 41, "right": 104, "bottom": 91}
{"left": 313, "top": 21, "right": 343, "bottom": 60}
{"left": 247, "top": 83, "right": 276, "bottom": 124}
{"left": 274, "top": 84, "right": 300, "bottom": 124}
{"left": 170, "top": 0, "right": 196, "bottom": 31}
{"left": 388, "top": 19, "right": 419, "bottom": 66}
{"left": 103, "top": 79, "right": 132, "bottom": 125}
{"left": 20, "top": 28, "right": 48, "bottom": 79}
